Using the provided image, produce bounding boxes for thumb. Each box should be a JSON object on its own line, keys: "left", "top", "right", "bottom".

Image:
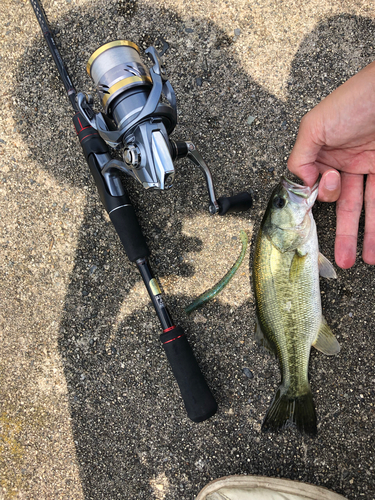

{"left": 287, "top": 114, "right": 323, "bottom": 187}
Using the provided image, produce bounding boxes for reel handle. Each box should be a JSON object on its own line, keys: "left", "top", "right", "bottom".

{"left": 172, "top": 141, "right": 253, "bottom": 215}
{"left": 160, "top": 326, "right": 218, "bottom": 422}
{"left": 217, "top": 191, "right": 253, "bottom": 215}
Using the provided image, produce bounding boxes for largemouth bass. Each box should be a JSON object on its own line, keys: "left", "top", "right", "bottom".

{"left": 253, "top": 177, "right": 340, "bottom": 435}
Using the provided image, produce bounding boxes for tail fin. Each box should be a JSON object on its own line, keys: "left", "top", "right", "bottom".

{"left": 262, "top": 386, "right": 317, "bottom": 435}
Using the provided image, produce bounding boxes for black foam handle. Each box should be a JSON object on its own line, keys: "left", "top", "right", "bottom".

{"left": 72, "top": 113, "right": 150, "bottom": 262}
{"left": 160, "top": 326, "right": 218, "bottom": 422}
{"left": 73, "top": 112, "right": 108, "bottom": 161}
{"left": 218, "top": 191, "right": 253, "bottom": 215}
{"left": 109, "top": 205, "right": 150, "bottom": 262}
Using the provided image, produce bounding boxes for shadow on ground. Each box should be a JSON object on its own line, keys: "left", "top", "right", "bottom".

{"left": 15, "top": 3, "right": 375, "bottom": 499}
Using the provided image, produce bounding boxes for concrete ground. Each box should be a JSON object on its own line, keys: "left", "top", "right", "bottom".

{"left": 1, "top": 0, "right": 374, "bottom": 498}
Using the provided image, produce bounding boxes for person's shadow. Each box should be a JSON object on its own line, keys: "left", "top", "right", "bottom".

{"left": 15, "top": 4, "right": 375, "bottom": 499}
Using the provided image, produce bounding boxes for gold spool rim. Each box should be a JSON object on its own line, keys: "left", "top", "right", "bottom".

{"left": 86, "top": 40, "right": 140, "bottom": 75}
{"left": 102, "top": 75, "right": 152, "bottom": 107}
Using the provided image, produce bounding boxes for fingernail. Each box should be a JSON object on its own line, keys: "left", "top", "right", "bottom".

{"left": 325, "top": 171, "right": 340, "bottom": 191}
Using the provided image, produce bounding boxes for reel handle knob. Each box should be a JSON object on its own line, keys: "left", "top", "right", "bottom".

{"left": 217, "top": 192, "right": 253, "bottom": 215}
{"left": 171, "top": 140, "right": 189, "bottom": 160}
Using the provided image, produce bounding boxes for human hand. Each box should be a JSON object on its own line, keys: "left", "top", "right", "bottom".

{"left": 287, "top": 61, "right": 375, "bottom": 268}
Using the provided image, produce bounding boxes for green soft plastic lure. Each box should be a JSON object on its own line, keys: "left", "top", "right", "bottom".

{"left": 185, "top": 230, "right": 248, "bottom": 314}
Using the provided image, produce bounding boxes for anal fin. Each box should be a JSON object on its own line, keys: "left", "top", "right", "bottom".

{"left": 312, "top": 316, "right": 340, "bottom": 355}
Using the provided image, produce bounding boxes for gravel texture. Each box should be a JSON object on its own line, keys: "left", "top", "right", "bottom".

{"left": 1, "top": 0, "right": 375, "bottom": 499}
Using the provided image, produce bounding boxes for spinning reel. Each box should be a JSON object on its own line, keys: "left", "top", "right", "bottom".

{"left": 78, "top": 40, "right": 252, "bottom": 214}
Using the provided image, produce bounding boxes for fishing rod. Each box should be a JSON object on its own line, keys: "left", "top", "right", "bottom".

{"left": 29, "top": 0, "right": 252, "bottom": 422}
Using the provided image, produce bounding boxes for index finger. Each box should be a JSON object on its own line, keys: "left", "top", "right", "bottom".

{"left": 334, "top": 172, "right": 364, "bottom": 269}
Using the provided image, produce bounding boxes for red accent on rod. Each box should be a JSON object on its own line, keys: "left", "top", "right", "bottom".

{"left": 163, "top": 326, "right": 176, "bottom": 333}
{"left": 80, "top": 132, "right": 98, "bottom": 142}
{"left": 79, "top": 126, "right": 91, "bottom": 133}
{"left": 163, "top": 334, "right": 185, "bottom": 345}
{"left": 73, "top": 114, "right": 92, "bottom": 134}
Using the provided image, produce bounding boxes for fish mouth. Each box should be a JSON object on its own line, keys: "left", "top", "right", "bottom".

{"left": 281, "top": 176, "right": 319, "bottom": 207}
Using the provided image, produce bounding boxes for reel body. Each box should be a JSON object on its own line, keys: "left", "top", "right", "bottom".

{"left": 81, "top": 40, "right": 177, "bottom": 190}
{"left": 78, "top": 39, "right": 252, "bottom": 214}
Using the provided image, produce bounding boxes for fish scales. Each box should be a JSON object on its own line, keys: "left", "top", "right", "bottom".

{"left": 253, "top": 177, "right": 340, "bottom": 435}
{"left": 255, "top": 227, "right": 320, "bottom": 392}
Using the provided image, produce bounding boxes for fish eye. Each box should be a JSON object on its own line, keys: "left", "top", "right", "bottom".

{"left": 273, "top": 196, "right": 286, "bottom": 209}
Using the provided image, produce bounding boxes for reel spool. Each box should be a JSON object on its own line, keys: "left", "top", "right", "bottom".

{"left": 81, "top": 40, "right": 178, "bottom": 190}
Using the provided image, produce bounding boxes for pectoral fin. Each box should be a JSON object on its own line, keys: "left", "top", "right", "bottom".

{"left": 312, "top": 317, "right": 340, "bottom": 355}
{"left": 255, "top": 312, "right": 277, "bottom": 356}
{"left": 318, "top": 252, "right": 337, "bottom": 279}
{"left": 289, "top": 252, "right": 307, "bottom": 282}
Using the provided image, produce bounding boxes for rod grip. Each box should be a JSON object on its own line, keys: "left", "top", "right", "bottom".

{"left": 109, "top": 205, "right": 150, "bottom": 262}
{"left": 72, "top": 112, "right": 150, "bottom": 262}
{"left": 160, "top": 326, "right": 218, "bottom": 422}
{"left": 218, "top": 191, "right": 253, "bottom": 215}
